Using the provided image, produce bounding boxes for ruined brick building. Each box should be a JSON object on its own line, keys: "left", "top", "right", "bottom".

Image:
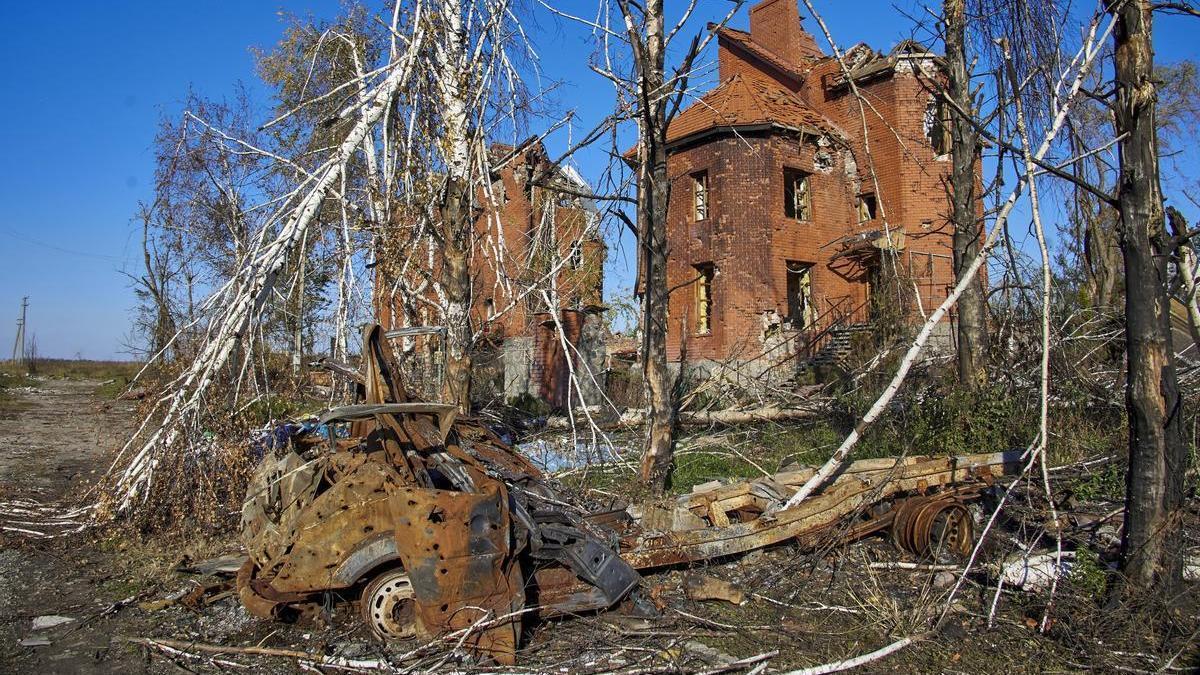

{"left": 376, "top": 142, "right": 607, "bottom": 409}
{"left": 663, "top": 0, "right": 969, "bottom": 374}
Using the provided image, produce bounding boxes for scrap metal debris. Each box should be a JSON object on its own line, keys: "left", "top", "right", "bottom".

{"left": 683, "top": 574, "right": 746, "bottom": 606}
{"left": 236, "top": 324, "right": 1021, "bottom": 665}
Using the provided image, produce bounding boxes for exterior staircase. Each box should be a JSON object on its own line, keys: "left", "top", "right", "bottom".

{"left": 808, "top": 323, "right": 871, "bottom": 368}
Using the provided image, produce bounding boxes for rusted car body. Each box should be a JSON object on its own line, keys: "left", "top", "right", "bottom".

{"left": 238, "top": 326, "right": 1018, "bottom": 664}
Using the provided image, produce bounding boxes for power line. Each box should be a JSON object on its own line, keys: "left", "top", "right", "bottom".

{"left": 0, "top": 226, "right": 123, "bottom": 262}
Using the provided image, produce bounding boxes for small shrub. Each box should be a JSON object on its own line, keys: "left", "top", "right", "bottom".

{"left": 1069, "top": 546, "right": 1109, "bottom": 601}
{"left": 1070, "top": 462, "right": 1125, "bottom": 502}
{"left": 95, "top": 376, "right": 133, "bottom": 400}
{"left": 239, "top": 395, "right": 302, "bottom": 427}
{"left": 840, "top": 381, "right": 1034, "bottom": 459}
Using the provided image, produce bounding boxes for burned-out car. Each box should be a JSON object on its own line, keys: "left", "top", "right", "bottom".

{"left": 238, "top": 325, "right": 1018, "bottom": 664}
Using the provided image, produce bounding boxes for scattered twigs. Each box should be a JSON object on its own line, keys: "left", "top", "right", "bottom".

{"left": 781, "top": 634, "right": 924, "bottom": 675}
{"left": 129, "top": 637, "right": 391, "bottom": 671}
{"left": 132, "top": 637, "right": 250, "bottom": 670}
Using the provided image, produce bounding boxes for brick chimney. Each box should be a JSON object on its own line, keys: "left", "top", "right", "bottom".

{"left": 749, "top": 0, "right": 824, "bottom": 65}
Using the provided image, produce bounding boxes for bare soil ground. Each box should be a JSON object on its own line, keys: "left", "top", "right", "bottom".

{"left": 0, "top": 380, "right": 1196, "bottom": 673}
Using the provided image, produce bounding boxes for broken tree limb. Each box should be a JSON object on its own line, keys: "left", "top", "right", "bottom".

{"left": 1003, "top": 36, "right": 1065, "bottom": 633}
{"left": 868, "top": 562, "right": 961, "bottom": 572}
{"left": 697, "top": 651, "right": 780, "bottom": 675}
{"left": 105, "top": 16, "right": 428, "bottom": 513}
{"left": 127, "top": 637, "right": 392, "bottom": 671}
{"left": 1168, "top": 207, "right": 1200, "bottom": 354}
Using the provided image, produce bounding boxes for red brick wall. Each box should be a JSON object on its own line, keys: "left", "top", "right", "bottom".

{"left": 803, "top": 56, "right": 961, "bottom": 315}
{"left": 665, "top": 133, "right": 866, "bottom": 361}
{"left": 664, "top": 39, "right": 969, "bottom": 363}
{"left": 530, "top": 309, "right": 586, "bottom": 408}
{"left": 376, "top": 145, "right": 605, "bottom": 342}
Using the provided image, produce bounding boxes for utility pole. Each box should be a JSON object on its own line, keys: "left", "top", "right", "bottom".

{"left": 11, "top": 296, "right": 28, "bottom": 364}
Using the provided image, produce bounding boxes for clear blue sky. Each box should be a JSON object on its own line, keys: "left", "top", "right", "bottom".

{"left": 0, "top": 2, "right": 1195, "bottom": 360}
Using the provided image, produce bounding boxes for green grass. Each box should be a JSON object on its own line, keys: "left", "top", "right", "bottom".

{"left": 565, "top": 378, "right": 1069, "bottom": 498}
{"left": 564, "top": 422, "right": 857, "bottom": 498}
{"left": 94, "top": 373, "right": 146, "bottom": 400}
{"left": 0, "top": 369, "right": 37, "bottom": 390}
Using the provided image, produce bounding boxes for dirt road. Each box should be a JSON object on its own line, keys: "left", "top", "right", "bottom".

{"left": 0, "top": 378, "right": 135, "bottom": 498}
{"left": 0, "top": 379, "right": 150, "bottom": 672}
{"left": 0, "top": 379, "right": 396, "bottom": 674}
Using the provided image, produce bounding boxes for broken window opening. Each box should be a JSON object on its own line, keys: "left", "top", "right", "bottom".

{"left": 489, "top": 176, "right": 508, "bottom": 205}
{"left": 568, "top": 242, "right": 583, "bottom": 270}
{"left": 692, "top": 171, "right": 709, "bottom": 222}
{"left": 856, "top": 193, "right": 878, "bottom": 222}
{"left": 925, "top": 97, "right": 952, "bottom": 155}
{"left": 784, "top": 168, "right": 811, "bottom": 221}
{"left": 785, "top": 261, "right": 816, "bottom": 330}
{"left": 695, "top": 263, "right": 714, "bottom": 334}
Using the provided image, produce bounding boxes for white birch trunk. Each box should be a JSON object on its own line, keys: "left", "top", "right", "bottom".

{"left": 109, "top": 26, "right": 426, "bottom": 510}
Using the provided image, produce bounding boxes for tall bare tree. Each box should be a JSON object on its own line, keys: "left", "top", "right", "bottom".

{"left": 597, "top": 1, "right": 741, "bottom": 493}
{"left": 1111, "top": 0, "right": 1188, "bottom": 593}
{"left": 943, "top": 0, "right": 989, "bottom": 387}
{"left": 622, "top": 0, "right": 674, "bottom": 493}
{"left": 429, "top": 0, "right": 478, "bottom": 412}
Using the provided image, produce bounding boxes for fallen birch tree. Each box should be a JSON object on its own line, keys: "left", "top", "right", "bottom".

{"left": 99, "top": 7, "right": 429, "bottom": 515}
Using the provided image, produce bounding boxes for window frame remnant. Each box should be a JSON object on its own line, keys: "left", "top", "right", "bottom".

{"left": 568, "top": 241, "right": 583, "bottom": 270}
{"left": 909, "top": 251, "right": 935, "bottom": 278}
{"left": 856, "top": 193, "right": 878, "bottom": 222}
{"left": 783, "top": 168, "right": 811, "bottom": 221}
{"left": 694, "top": 263, "right": 715, "bottom": 334}
{"left": 785, "top": 261, "right": 816, "bottom": 330}
{"left": 692, "top": 171, "right": 709, "bottom": 222}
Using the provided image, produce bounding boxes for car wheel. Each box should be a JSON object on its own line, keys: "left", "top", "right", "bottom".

{"left": 360, "top": 568, "right": 420, "bottom": 640}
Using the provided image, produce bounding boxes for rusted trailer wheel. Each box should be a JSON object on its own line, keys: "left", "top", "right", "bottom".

{"left": 361, "top": 569, "right": 420, "bottom": 640}
{"left": 891, "top": 496, "right": 974, "bottom": 559}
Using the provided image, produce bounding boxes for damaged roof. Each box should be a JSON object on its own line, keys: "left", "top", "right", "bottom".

{"left": 825, "top": 40, "right": 941, "bottom": 90}
{"left": 666, "top": 73, "right": 843, "bottom": 146}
